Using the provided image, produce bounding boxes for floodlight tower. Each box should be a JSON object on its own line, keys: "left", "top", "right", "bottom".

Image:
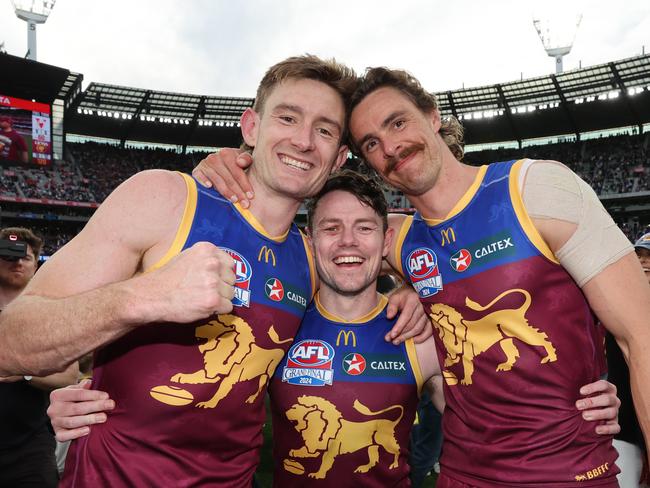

{"left": 533, "top": 14, "right": 582, "bottom": 74}
{"left": 12, "top": 0, "right": 56, "bottom": 61}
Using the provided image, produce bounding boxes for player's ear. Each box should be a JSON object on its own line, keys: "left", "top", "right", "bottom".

{"left": 382, "top": 225, "right": 395, "bottom": 258}
{"left": 241, "top": 108, "right": 260, "bottom": 148}
{"left": 331, "top": 144, "right": 349, "bottom": 173}
{"left": 429, "top": 109, "right": 441, "bottom": 133}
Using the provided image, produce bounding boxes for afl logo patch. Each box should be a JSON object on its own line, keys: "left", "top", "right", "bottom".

{"left": 220, "top": 247, "right": 252, "bottom": 307}
{"left": 406, "top": 247, "right": 443, "bottom": 297}
{"left": 282, "top": 340, "right": 335, "bottom": 386}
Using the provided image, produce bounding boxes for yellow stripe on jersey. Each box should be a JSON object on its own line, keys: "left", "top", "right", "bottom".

{"left": 234, "top": 202, "right": 290, "bottom": 243}
{"left": 300, "top": 229, "right": 317, "bottom": 300}
{"left": 393, "top": 215, "right": 414, "bottom": 280}
{"left": 315, "top": 292, "right": 389, "bottom": 324}
{"left": 509, "top": 160, "right": 559, "bottom": 264}
{"left": 405, "top": 338, "right": 424, "bottom": 395}
{"left": 422, "top": 165, "right": 488, "bottom": 225}
{"left": 146, "top": 172, "right": 197, "bottom": 272}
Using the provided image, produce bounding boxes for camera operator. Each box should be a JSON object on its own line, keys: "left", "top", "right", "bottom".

{"left": 0, "top": 227, "right": 79, "bottom": 487}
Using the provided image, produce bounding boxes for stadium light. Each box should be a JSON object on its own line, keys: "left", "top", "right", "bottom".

{"left": 12, "top": 0, "right": 56, "bottom": 61}
{"left": 533, "top": 13, "right": 582, "bottom": 74}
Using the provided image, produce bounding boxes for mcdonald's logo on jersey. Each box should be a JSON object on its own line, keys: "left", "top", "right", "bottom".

{"left": 336, "top": 330, "right": 357, "bottom": 348}
{"left": 258, "top": 246, "right": 276, "bottom": 266}
{"left": 440, "top": 227, "right": 456, "bottom": 247}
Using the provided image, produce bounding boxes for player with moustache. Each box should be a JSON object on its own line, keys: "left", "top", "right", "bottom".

{"left": 344, "top": 68, "right": 650, "bottom": 488}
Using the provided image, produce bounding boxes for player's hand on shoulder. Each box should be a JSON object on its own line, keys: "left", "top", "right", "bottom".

{"left": 48, "top": 379, "right": 115, "bottom": 442}
{"left": 141, "top": 242, "right": 236, "bottom": 324}
{"left": 385, "top": 285, "right": 431, "bottom": 345}
{"left": 576, "top": 379, "right": 621, "bottom": 435}
{"left": 192, "top": 149, "right": 254, "bottom": 207}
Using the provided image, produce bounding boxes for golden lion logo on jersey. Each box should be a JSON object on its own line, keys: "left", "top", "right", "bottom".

{"left": 429, "top": 288, "right": 557, "bottom": 385}
{"left": 283, "top": 395, "right": 403, "bottom": 479}
{"left": 160, "top": 314, "right": 292, "bottom": 408}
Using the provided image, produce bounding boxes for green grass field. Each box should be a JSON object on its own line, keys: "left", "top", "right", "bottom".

{"left": 254, "top": 399, "right": 438, "bottom": 487}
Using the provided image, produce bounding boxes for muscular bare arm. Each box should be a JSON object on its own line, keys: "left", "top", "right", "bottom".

{"left": 0, "top": 170, "right": 235, "bottom": 377}
{"left": 529, "top": 161, "right": 650, "bottom": 459}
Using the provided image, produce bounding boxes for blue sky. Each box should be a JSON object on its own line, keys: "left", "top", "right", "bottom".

{"left": 2, "top": 0, "right": 648, "bottom": 97}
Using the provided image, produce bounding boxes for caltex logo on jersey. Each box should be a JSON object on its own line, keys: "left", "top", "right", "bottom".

{"left": 220, "top": 247, "right": 252, "bottom": 307}
{"left": 406, "top": 247, "right": 443, "bottom": 297}
{"left": 265, "top": 278, "right": 284, "bottom": 302}
{"left": 450, "top": 249, "right": 472, "bottom": 272}
{"left": 342, "top": 353, "right": 367, "bottom": 376}
{"left": 282, "top": 340, "right": 335, "bottom": 387}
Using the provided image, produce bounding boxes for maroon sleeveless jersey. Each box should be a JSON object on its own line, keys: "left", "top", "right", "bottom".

{"left": 61, "top": 175, "right": 314, "bottom": 487}
{"left": 395, "top": 161, "right": 618, "bottom": 487}
{"left": 269, "top": 295, "right": 421, "bottom": 487}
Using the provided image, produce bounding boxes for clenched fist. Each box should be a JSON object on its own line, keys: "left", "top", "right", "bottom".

{"left": 136, "top": 241, "right": 236, "bottom": 324}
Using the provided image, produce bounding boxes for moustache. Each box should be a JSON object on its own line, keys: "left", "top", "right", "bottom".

{"left": 385, "top": 143, "right": 425, "bottom": 175}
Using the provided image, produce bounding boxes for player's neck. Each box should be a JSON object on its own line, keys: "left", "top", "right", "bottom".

{"left": 409, "top": 155, "right": 479, "bottom": 221}
{"left": 245, "top": 172, "right": 302, "bottom": 238}
{"left": 317, "top": 284, "right": 380, "bottom": 322}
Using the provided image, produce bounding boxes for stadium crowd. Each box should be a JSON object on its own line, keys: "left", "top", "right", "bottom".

{"left": 1, "top": 133, "right": 649, "bottom": 254}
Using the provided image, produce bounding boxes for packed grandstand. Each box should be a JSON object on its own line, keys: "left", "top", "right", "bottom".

{"left": 1, "top": 52, "right": 649, "bottom": 258}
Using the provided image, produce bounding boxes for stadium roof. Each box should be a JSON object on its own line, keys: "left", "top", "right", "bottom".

{"left": 0, "top": 53, "right": 71, "bottom": 104}
{"left": 63, "top": 53, "right": 650, "bottom": 149}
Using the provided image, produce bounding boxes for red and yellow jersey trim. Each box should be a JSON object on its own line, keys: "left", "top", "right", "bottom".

{"left": 509, "top": 160, "right": 559, "bottom": 264}
{"left": 146, "top": 172, "right": 197, "bottom": 272}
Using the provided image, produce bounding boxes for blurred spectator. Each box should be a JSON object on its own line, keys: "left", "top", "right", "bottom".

{"left": 0, "top": 227, "right": 79, "bottom": 487}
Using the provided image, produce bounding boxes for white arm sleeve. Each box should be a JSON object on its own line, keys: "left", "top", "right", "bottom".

{"left": 520, "top": 160, "right": 633, "bottom": 287}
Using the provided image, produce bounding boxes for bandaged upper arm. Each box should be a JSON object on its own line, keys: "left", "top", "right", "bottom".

{"left": 521, "top": 160, "right": 633, "bottom": 287}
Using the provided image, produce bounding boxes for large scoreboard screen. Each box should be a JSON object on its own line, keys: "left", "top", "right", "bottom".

{"left": 0, "top": 94, "right": 52, "bottom": 166}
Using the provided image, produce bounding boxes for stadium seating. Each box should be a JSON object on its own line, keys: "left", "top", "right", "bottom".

{"left": 1, "top": 133, "right": 648, "bottom": 254}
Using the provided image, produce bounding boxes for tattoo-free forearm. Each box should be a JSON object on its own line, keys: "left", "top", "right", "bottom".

{"left": 0, "top": 280, "right": 149, "bottom": 377}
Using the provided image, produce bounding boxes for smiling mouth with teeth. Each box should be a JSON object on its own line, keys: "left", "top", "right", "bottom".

{"left": 334, "top": 256, "right": 364, "bottom": 265}
{"left": 281, "top": 155, "right": 312, "bottom": 171}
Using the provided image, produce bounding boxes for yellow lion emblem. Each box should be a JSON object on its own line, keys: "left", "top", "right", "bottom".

{"left": 168, "top": 314, "right": 292, "bottom": 408}
{"left": 429, "top": 289, "right": 557, "bottom": 385}
{"left": 283, "top": 395, "right": 404, "bottom": 479}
